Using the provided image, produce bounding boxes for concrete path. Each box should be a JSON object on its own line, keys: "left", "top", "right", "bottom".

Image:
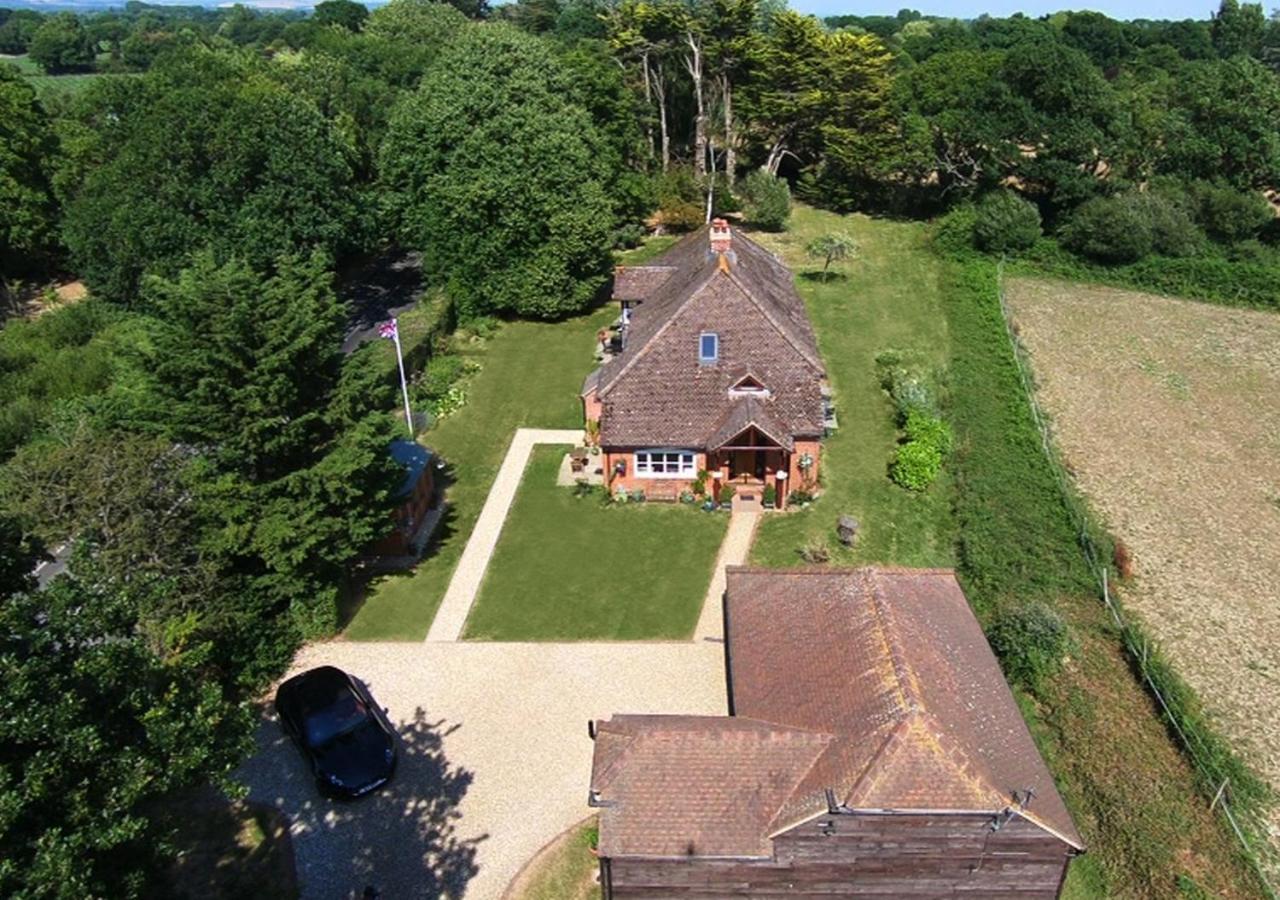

{"left": 694, "top": 510, "right": 760, "bottom": 642}
{"left": 426, "top": 429, "right": 582, "bottom": 642}
{"left": 238, "top": 639, "right": 726, "bottom": 900}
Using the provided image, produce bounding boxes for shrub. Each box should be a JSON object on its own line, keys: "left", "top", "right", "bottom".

{"left": 1061, "top": 194, "right": 1155, "bottom": 264}
{"left": 932, "top": 204, "right": 979, "bottom": 256}
{"left": 789, "top": 489, "right": 815, "bottom": 504}
{"left": 740, "top": 170, "right": 791, "bottom": 231}
{"left": 876, "top": 353, "right": 938, "bottom": 422}
{"left": 988, "top": 601, "right": 1073, "bottom": 690}
{"left": 904, "top": 409, "right": 953, "bottom": 455}
{"left": 419, "top": 354, "right": 466, "bottom": 399}
{"left": 692, "top": 469, "right": 708, "bottom": 497}
{"left": 890, "top": 439, "right": 942, "bottom": 491}
{"left": 718, "top": 484, "right": 736, "bottom": 505}
{"left": 654, "top": 167, "right": 705, "bottom": 232}
{"left": 973, "top": 190, "right": 1042, "bottom": 253}
{"left": 1187, "top": 181, "right": 1273, "bottom": 244}
{"left": 1134, "top": 191, "right": 1202, "bottom": 258}
{"left": 800, "top": 537, "right": 830, "bottom": 563}
{"left": 762, "top": 483, "right": 777, "bottom": 508}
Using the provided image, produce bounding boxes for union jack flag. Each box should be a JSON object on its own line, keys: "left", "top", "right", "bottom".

{"left": 379, "top": 319, "right": 398, "bottom": 340}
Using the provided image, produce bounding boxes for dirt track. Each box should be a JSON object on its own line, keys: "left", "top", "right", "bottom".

{"left": 1006, "top": 277, "right": 1280, "bottom": 847}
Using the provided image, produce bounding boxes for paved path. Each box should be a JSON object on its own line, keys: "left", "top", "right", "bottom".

{"left": 426, "top": 429, "right": 583, "bottom": 642}
{"left": 238, "top": 639, "right": 726, "bottom": 900}
{"left": 694, "top": 511, "right": 760, "bottom": 642}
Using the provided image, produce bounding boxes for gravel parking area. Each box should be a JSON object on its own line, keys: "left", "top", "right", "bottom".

{"left": 237, "top": 639, "right": 726, "bottom": 899}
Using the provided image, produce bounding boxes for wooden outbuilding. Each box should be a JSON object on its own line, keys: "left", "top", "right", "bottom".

{"left": 588, "top": 567, "right": 1084, "bottom": 898}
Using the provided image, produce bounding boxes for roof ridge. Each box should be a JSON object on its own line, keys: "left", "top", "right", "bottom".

{"left": 864, "top": 573, "right": 923, "bottom": 713}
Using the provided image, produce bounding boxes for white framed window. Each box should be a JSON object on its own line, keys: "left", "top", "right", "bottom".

{"left": 699, "top": 332, "right": 719, "bottom": 363}
{"left": 634, "top": 449, "right": 697, "bottom": 478}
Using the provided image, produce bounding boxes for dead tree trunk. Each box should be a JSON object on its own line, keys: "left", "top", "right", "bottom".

{"left": 720, "top": 73, "right": 736, "bottom": 184}
{"left": 653, "top": 65, "right": 671, "bottom": 172}
{"left": 684, "top": 32, "right": 707, "bottom": 178}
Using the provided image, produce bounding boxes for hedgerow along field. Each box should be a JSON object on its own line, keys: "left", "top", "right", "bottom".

{"left": 1006, "top": 276, "right": 1280, "bottom": 872}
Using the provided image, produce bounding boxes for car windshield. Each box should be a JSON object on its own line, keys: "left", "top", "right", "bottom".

{"left": 303, "top": 691, "right": 370, "bottom": 748}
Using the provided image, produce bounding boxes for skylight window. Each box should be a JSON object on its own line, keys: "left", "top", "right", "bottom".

{"left": 699, "top": 332, "right": 719, "bottom": 363}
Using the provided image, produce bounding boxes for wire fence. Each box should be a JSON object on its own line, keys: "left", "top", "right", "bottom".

{"left": 993, "top": 258, "right": 1278, "bottom": 898}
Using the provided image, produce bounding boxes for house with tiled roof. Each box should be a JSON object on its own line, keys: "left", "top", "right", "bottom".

{"left": 588, "top": 567, "right": 1084, "bottom": 898}
{"left": 582, "top": 220, "right": 827, "bottom": 509}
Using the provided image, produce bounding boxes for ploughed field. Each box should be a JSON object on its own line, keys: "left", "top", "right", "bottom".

{"left": 1005, "top": 277, "right": 1280, "bottom": 847}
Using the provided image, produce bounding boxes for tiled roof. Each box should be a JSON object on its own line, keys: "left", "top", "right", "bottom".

{"left": 705, "top": 395, "right": 795, "bottom": 451}
{"left": 590, "top": 715, "right": 832, "bottom": 859}
{"left": 612, "top": 265, "right": 677, "bottom": 301}
{"left": 589, "top": 568, "right": 1084, "bottom": 859}
{"left": 587, "top": 225, "right": 825, "bottom": 449}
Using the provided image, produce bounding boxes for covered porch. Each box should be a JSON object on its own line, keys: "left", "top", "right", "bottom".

{"left": 706, "top": 425, "right": 792, "bottom": 511}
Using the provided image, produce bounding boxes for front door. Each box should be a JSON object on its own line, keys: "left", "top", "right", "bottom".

{"left": 732, "top": 450, "right": 761, "bottom": 482}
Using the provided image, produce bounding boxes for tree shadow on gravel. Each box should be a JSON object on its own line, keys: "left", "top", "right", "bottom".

{"left": 238, "top": 705, "right": 483, "bottom": 899}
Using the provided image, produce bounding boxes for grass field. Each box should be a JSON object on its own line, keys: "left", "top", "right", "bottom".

{"left": 463, "top": 446, "right": 727, "bottom": 641}
{"left": 1, "top": 53, "right": 134, "bottom": 98}
{"left": 1006, "top": 276, "right": 1280, "bottom": 867}
{"left": 747, "top": 207, "right": 955, "bottom": 568}
{"left": 342, "top": 242, "right": 675, "bottom": 641}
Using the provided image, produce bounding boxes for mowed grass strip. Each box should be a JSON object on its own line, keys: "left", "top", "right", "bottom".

{"left": 464, "top": 446, "right": 728, "bottom": 641}
{"left": 344, "top": 240, "right": 676, "bottom": 641}
{"left": 748, "top": 205, "right": 954, "bottom": 568}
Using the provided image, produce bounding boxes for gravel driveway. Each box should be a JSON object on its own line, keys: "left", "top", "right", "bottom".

{"left": 237, "top": 639, "right": 727, "bottom": 900}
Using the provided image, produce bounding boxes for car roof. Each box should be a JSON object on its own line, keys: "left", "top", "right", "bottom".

{"left": 277, "top": 666, "right": 355, "bottom": 714}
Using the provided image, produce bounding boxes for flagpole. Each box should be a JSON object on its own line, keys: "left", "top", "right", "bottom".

{"left": 391, "top": 319, "right": 413, "bottom": 437}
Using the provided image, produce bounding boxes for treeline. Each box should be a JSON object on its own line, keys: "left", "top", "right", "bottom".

{"left": 0, "top": 2, "right": 631, "bottom": 896}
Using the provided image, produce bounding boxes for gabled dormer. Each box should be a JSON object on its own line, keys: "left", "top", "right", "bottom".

{"left": 729, "top": 372, "right": 770, "bottom": 399}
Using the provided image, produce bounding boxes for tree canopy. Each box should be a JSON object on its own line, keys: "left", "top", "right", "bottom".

{"left": 380, "top": 23, "right": 613, "bottom": 319}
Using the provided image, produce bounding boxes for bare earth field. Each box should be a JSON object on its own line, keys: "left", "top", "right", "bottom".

{"left": 1006, "top": 277, "right": 1280, "bottom": 845}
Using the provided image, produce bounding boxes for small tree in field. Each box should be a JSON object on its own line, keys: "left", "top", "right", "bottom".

{"left": 805, "top": 232, "right": 857, "bottom": 281}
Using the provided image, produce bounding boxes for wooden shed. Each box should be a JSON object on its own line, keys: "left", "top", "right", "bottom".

{"left": 588, "top": 567, "right": 1084, "bottom": 898}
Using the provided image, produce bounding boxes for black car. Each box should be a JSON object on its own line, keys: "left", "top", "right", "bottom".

{"left": 275, "top": 666, "right": 397, "bottom": 799}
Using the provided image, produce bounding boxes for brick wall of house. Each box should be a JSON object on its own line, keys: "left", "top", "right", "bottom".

{"left": 603, "top": 450, "right": 709, "bottom": 502}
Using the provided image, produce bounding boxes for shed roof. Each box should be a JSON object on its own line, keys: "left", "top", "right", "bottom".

{"left": 389, "top": 439, "right": 433, "bottom": 499}
{"left": 589, "top": 568, "right": 1083, "bottom": 860}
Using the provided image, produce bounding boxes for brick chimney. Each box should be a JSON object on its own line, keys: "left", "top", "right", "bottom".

{"left": 710, "top": 218, "right": 732, "bottom": 254}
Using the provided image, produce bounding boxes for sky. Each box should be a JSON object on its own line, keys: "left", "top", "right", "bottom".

{"left": 789, "top": 0, "right": 1219, "bottom": 20}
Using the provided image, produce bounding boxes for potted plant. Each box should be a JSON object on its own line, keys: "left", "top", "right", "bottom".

{"left": 762, "top": 483, "right": 777, "bottom": 509}
{"left": 718, "top": 484, "right": 736, "bottom": 508}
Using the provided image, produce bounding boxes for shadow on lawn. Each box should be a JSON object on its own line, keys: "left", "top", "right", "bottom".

{"left": 797, "top": 270, "right": 850, "bottom": 283}
{"left": 237, "top": 704, "right": 483, "bottom": 899}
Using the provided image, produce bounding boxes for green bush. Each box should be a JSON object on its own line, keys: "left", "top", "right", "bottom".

{"left": 718, "top": 484, "right": 736, "bottom": 505}
{"left": 1135, "top": 191, "right": 1203, "bottom": 257}
{"left": 973, "top": 190, "right": 1041, "bottom": 253}
{"left": 1187, "top": 180, "right": 1273, "bottom": 244}
{"left": 988, "top": 601, "right": 1073, "bottom": 690}
{"left": 762, "top": 483, "right": 777, "bottom": 508}
{"left": 904, "top": 409, "right": 953, "bottom": 455}
{"left": 740, "top": 170, "right": 791, "bottom": 231}
{"left": 932, "top": 204, "right": 979, "bottom": 256}
{"left": 654, "top": 167, "right": 705, "bottom": 232}
{"left": 890, "top": 439, "right": 942, "bottom": 491}
{"left": 1061, "top": 194, "right": 1155, "bottom": 264}
{"left": 419, "top": 354, "right": 465, "bottom": 399}
{"left": 875, "top": 351, "right": 939, "bottom": 422}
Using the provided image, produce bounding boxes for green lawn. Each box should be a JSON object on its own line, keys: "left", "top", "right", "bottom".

{"left": 748, "top": 206, "right": 955, "bottom": 568}
{"left": 463, "top": 446, "right": 727, "bottom": 640}
{"left": 342, "top": 242, "right": 679, "bottom": 640}
{"left": 343, "top": 308, "right": 613, "bottom": 639}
